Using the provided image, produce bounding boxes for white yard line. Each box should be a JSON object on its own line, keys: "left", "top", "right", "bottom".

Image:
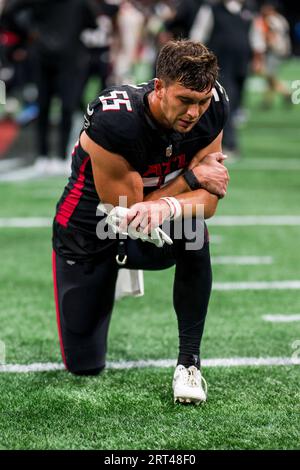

{"left": 108, "top": 357, "right": 300, "bottom": 369}
{"left": 0, "top": 357, "right": 299, "bottom": 373}
{"left": 0, "top": 166, "right": 47, "bottom": 182}
{"left": 214, "top": 281, "right": 300, "bottom": 290}
{"left": 0, "top": 217, "right": 52, "bottom": 228}
{"left": 208, "top": 216, "right": 300, "bottom": 226}
{"left": 263, "top": 314, "right": 300, "bottom": 323}
{"left": 227, "top": 158, "right": 300, "bottom": 171}
{"left": 211, "top": 256, "right": 273, "bottom": 265}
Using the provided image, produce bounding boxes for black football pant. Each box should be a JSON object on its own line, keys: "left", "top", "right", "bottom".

{"left": 36, "top": 56, "right": 79, "bottom": 159}
{"left": 52, "top": 230, "right": 212, "bottom": 374}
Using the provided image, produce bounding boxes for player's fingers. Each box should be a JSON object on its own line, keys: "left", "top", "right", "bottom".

{"left": 157, "top": 227, "right": 173, "bottom": 245}
{"left": 126, "top": 206, "right": 140, "bottom": 221}
{"left": 119, "top": 207, "right": 139, "bottom": 231}
{"left": 142, "top": 223, "right": 152, "bottom": 235}
{"left": 214, "top": 152, "right": 227, "bottom": 162}
{"left": 139, "top": 213, "right": 150, "bottom": 230}
{"left": 128, "top": 211, "right": 146, "bottom": 231}
{"left": 141, "top": 213, "right": 160, "bottom": 234}
{"left": 217, "top": 187, "right": 227, "bottom": 198}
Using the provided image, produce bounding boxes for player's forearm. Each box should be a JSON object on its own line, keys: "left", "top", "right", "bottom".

{"left": 144, "top": 174, "right": 189, "bottom": 201}
{"left": 144, "top": 175, "right": 219, "bottom": 218}
{"left": 176, "top": 189, "right": 219, "bottom": 219}
{"left": 146, "top": 183, "right": 218, "bottom": 219}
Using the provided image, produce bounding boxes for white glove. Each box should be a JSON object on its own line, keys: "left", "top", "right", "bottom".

{"left": 105, "top": 206, "right": 173, "bottom": 248}
{"left": 105, "top": 206, "right": 129, "bottom": 235}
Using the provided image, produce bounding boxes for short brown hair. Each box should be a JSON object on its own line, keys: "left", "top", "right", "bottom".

{"left": 156, "top": 40, "right": 219, "bottom": 92}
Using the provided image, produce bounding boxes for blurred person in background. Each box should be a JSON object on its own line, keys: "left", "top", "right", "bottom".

{"left": 251, "top": 0, "right": 291, "bottom": 108}
{"left": 78, "top": 0, "right": 121, "bottom": 107}
{"left": 190, "top": 0, "right": 255, "bottom": 159}
{"left": 163, "top": 0, "right": 201, "bottom": 41}
{"left": 135, "top": 0, "right": 203, "bottom": 79}
{"left": 2, "top": 0, "right": 97, "bottom": 175}
{"left": 0, "top": 0, "right": 38, "bottom": 122}
{"left": 112, "top": 0, "right": 145, "bottom": 85}
{"left": 52, "top": 40, "right": 229, "bottom": 405}
{"left": 112, "top": 0, "right": 165, "bottom": 85}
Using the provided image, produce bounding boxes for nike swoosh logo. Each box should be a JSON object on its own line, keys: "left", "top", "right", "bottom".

{"left": 86, "top": 104, "right": 94, "bottom": 116}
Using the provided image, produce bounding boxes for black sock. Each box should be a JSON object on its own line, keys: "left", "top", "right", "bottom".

{"left": 173, "top": 240, "right": 212, "bottom": 373}
{"left": 177, "top": 354, "right": 200, "bottom": 369}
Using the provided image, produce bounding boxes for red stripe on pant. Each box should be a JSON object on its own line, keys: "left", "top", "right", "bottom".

{"left": 52, "top": 250, "right": 68, "bottom": 370}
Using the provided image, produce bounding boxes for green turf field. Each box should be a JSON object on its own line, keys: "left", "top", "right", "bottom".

{"left": 0, "top": 60, "right": 300, "bottom": 450}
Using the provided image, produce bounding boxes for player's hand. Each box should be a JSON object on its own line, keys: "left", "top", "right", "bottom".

{"left": 121, "top": 200, "right": 172, "bottom": 235}
{"left": 105, "top": 204, "right": 173, "bottom": 248}
{"left": 189, "top": 152, "right": 229, "bottom": 198}
{"left": 106, "top": 206, "right": 129, "bottom": 235}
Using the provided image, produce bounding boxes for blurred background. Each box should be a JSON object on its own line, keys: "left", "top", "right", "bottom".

{"left": 0, "top": 0, "right": 299, "bottom": 175}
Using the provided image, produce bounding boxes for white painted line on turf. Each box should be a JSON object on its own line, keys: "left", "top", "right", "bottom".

{"left": 263, "top": 314, "right": 300, "bottom": 323}
{"left": 211, "top": 256, "right": 273, "bottom": 265}
{"left": 230, "top": 165, "right": 300, "bottom": 171}
{"left": 227, "top": 158, "right": 300, "bottom": 171}
{"left": 208, "top": 216, "right": 300, "bottom": 226}
{"left": 0, "top": 166, "right": 47, "bottom": 182}
{"left": 0, "top": 363, "right": 65, "bottom": 373}
{"left": 204, "top": 357, "right": 300, "bottom": 367}
{"left": 108, "top": 357, "right": 300, "bottom": 368}
{"left": 109, "top": 359, "right": 176, "bottom": 370}
{"left": 0, "top": 357, "right": 299, "bottom": 373}
{"left": 214, "top": 281, "right": 300, "bottom": 290}
{"left": 0, "top": 217, "right": 52, "bottom": 228}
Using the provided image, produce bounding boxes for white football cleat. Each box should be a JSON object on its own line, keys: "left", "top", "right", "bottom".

{"left": 173, "top": 365, "right": 207, "bottom": 405}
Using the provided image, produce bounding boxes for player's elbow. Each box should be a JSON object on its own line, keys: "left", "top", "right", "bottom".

{"left": 204, "top": 206, "right": 216, "bottom": 219}
{"left": 203, "top": 197, "right": 218, "bottom": 219}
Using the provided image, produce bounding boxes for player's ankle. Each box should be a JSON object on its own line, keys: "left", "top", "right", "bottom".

{"left": 177, "top": 353, "right": 200, "bottom": 370}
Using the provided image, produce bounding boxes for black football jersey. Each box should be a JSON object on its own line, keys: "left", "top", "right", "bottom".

{"left": 53, "top": 79, "right": 229, "bottom": 261}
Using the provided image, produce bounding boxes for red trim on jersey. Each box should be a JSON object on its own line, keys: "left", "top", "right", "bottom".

{"left": 55, "top": 156, "right": 90, "bottom": 228}
{"left": 52, "top": 250, "right": 68, "bottom": 370}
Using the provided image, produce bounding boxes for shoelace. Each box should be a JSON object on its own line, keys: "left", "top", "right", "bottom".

{"left": 188, "top": 368, "right": 208, "bottom": 395}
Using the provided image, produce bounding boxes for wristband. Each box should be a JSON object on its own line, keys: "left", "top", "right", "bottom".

{"left": 159, "top": 197, "right": 182, "bottom": 220}
{"left": 182, "top": 169, "right": 202, "bottom": 191}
